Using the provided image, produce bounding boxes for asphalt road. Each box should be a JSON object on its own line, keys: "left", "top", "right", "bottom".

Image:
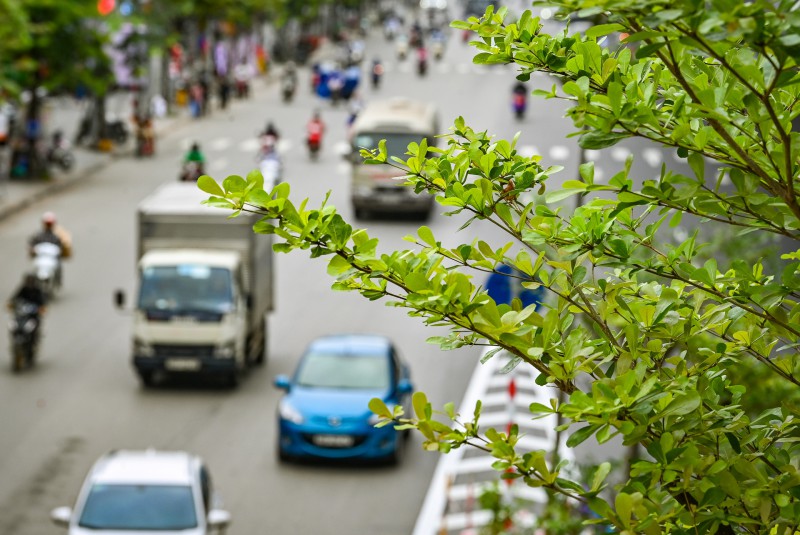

{"left": 0, "top": 11, "right": 690, "bottom": 534}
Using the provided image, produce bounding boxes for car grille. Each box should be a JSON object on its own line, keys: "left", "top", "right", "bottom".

{"left": 153, "top": 344, "right": 214, "bottom": 357}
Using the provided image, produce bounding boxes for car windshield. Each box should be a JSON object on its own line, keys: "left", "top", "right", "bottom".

{"left": 138, "top": 265, "right": 233, "bottom": 314}
{"left": 296, "top": 351, "right": 390, "bottom": 390}
{"left": 78, "top": 484, "right": 197, "bottom": 530}
{"left": 352, "top": 132, "right": 428, "bottom": 160}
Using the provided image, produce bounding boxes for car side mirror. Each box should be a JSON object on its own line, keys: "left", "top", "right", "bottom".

{"left": 397, "top": 378, "right": 413, "bottom": 395}
{"left": 50, "top": 506, "right": 72, "bottom": 528}
{"left": 274, "top": 374, "right": 291, "bottom": 390}
{"left": 114, "top": 289, "right": 125, "bottom": 309}
{"left": 207, "top": 509, "right": 231, "bottom": 530}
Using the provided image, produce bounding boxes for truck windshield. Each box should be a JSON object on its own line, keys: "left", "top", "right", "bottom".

{"left": 352, "top": 132, "right": 429, "bottom": 160}
{"left": 138, "top": 265, "right": 234, "bottom": 314}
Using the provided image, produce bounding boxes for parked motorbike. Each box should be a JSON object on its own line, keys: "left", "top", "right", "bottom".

{"left": 8, "top": 299, "right": 41, "bottom": 372}
{"left": 31, "top": 241, "right": 61, "bottom": 301}
{"left": 107, "top": 118, "right": 129, "bottom": 144}
{"left": 46, "top": 131, "right": 74, "bottom": 171}
{"left": 179, "top": 161, "right": 205, "bottom": 182}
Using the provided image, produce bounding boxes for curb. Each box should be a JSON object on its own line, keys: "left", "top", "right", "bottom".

{"left": 0, "top": 74, "right": 276, "bottom": 225}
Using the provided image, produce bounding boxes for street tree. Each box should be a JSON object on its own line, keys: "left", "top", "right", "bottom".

{"left": 201, "top": 0, "right": 800, "bottom": 532}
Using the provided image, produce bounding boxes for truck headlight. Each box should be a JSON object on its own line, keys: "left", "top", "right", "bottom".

{"left": 214, "top": 341, "right": 236, "bottom": 359}
{"left": 134, "top": 338, "right": 154, "bottom": 357}
{"left": 279, "top": 399, "right": 304, "bottom": 424}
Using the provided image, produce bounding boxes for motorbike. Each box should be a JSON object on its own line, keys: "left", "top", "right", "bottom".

{"left": 46, "top": 133, "right": 75, "bottom": 172}
{"left": 31, "top": 241, "right": 61, "bottom": 302}
{"left": 281, "top": 77, "right": 297, "bottom": 103}
{"left": 417, "top": 57, "right": 428, "bottom": 77}
{"left": 179, "top": 161, "right": 205, "bottom": 182}
{"left": 107, "top": 117, "right": 129, "bottom": 144}
{"left": 396, "top": 35, "right": 409, "bottom": 60}
{"left": 431, "top": 40, "right": 445, "bottom": 61}
{"left": 512, "top": 93, "right": 527, "bottom": 120}
{"left": 371, "top": 63, "right": 384, "bottom": 89}
{"left": 258, "top": 154, "right": 283, "bottom": 192}
{"left": 307, "top": 137, "right": 321, "bottom": 160}
{"left": 8, "top": 299, "right": 41, "bottom": 372}
{"left": 135, "top": 127, "right": 155, "bottom": 157}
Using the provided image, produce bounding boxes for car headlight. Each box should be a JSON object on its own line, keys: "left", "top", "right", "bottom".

{"left": 214, "top": 341, "right": 236, "bottom": 359}
{"left": 134, "top": 338, "right": 154, "bottom": 357}
{"left": 279, "top": 399, "right": 304, "bottom": 424}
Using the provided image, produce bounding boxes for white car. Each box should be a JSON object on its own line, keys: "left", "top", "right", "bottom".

{"left": 50, "top": 450, "right": 231, "bottom": 534}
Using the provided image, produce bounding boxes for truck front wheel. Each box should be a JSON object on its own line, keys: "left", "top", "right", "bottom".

{"left": 138, "top": 370, "right": 155, "bottom": 387}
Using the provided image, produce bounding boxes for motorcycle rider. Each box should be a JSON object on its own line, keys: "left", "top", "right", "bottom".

{"left": 29, "top": 211, "right": 66, "bottom": 287}
{"left": 417, "top": 45, "right": 428, "bottom": 76}
{"left": 512, "top": 81, "right": 528, "bottom": 118}
{"left": 306, "top": 111, "right": 325, "bottom": 154}
{"left": 371, "top": 58, "right": 384, "bottom": 89}
{"left": 180, "top": 142, "right": 206, "bottom": 181}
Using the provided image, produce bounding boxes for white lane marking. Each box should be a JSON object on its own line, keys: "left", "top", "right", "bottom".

{"left": 333, "top": 140, "right": 351, "bottom": 157}
{"left": 237, "top": 138, "right": 293, "bottom": 154}
{"left": 594, "top": 166, "right": 606, "bottom": 183}
{"left": 643, "top": 148, "right": 662, "bottom": 167}
{"left": 337, "top": 162, "right": 351, "bottom": 176}
{"left": 611, "top": 146, "right": 631, "bottom": 162}
{"left": 277, "top": 139, "right": 293, "bottom": 154}
{"left": 456, "top": 63, "right": 471, "bottom": 74}
{"left": 398, "top": 62, "right": 413, "bottom": 74}
{"left": 585, "top": 149, "right": 601, "bottom": 161}
{"left": 549, "top": 145, "right": 570, "bottom": 160}
{"left": 179, "top": 138, "right": 192, "bottom": 150}
{"left": 438, "top": 63, "right": 452, "bottom": 74}
{"left": 518, "top": 145, "right": 539, "bottom": 158}
{"left": 210, "top": 158, "right": 228, "bottom": 172}
{"left": 239, "top": 138, "right": 260, "bottom": 152}
{"left": 209, "top": 137, "right": 232, "bottom": 151}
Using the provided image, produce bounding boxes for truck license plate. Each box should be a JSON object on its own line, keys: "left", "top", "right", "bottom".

{"left": 165, "top": 358, "right": 201, "bottom": 371}
{"left": 312, "top": 434, "right": 354, "bottom": 448}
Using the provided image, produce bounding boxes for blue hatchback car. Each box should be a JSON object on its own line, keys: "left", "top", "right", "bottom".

{"left": 274, "top": 334, "right": 414, "bottom": 464}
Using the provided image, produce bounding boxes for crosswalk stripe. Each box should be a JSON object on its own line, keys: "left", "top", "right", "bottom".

{"left": 643, "top": 148, "right": 662, "bottom": 167}
{"left": 549, "top": 145, "right": 570, "bottom": 160}
{"left": 209, "top": 137, "right": 231, "bottom": 151}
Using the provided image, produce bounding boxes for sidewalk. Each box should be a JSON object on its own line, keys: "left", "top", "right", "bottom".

{"left": 0, "top": 69, "right": 290, "bottom": 224}
{"left": 0, "top": 93, "right": 190, "bottom": 224}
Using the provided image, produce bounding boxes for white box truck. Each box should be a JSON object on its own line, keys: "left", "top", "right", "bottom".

{"left": 116, "top": 183, "right": 273, "bottom": 387}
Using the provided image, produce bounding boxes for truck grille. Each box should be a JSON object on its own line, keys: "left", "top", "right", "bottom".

{"left": 153, "top": 344, "right": 214, "bottom": 357}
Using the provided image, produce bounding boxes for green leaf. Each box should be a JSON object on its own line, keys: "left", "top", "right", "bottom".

{"left": 566, "top": 424, "right": 598, "bottom": 447}
{"left": 579, "top": 130, "right": 627, "bottom": 150}
{"left": 413, "top": 391, "right": 429, "bottom": 420}
{"left": 586, "top": 23, "right": 625, "bottom": 39}
{"left": 222, "top": 175, "right": 247, "bottom": 194}
{"left": 418, "top": 226, "right": 437, "bottom": 247}
{"left": 368, "top": 398, "right": 392, "bottom": 419}
{"left": 660, "top": 391, "right": 701, "bottom": 418}
{"left": 197, "top": 175, "right": 224, "bottom": 197}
